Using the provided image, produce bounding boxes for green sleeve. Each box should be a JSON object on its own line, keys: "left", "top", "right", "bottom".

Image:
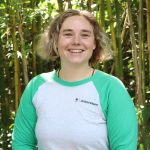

{"left": 106, "top": 77, "right": 138, "bottom": 150}
{"left": 93, "top": 72, "right": 138, "bottom": 150}
{"left": 12, "top": 75, "right": 45, "bottom": 150}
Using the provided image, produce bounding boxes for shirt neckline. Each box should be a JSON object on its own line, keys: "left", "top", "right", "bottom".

{"left": 52, "top": 69, "right": 98, "bottom": 86}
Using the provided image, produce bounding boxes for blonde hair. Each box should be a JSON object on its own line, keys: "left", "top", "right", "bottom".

{"left": 36, "top": 9, "right": 112, "bottom": 66}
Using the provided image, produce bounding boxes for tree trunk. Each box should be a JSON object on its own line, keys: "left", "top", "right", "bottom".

{"left": 99, "top": 0, "right": 105, "bottom": 29}
{"left": 121, "top": 12, "right": 128, "bottom": 43}
{"left": 57, "top": 0, "right": 64, "bottom": 13}
{"left": 146, "top": 0, "right": 150, "bottom": 84}
{"left": 114, "top": 0, "right": 123, "bottom": 80}
{"left": 98, "top": 0, "right": 109, "bottom": 73}
{"left": 106, "top": 0, "right": 117, "bottom": 74}
{"left": 138, "top": 0, "right": 145, "bottom": 102}
{"left": 18, "top": 12, "right": 29, "bottom": 85}
{"left": 11, "top": 15, "right": 21, "bottom": 110}
{"left": 127, "top": 0, "right": 143, "bottom": 105}
{"left": 31, "top": 0, "right": 37, "bottom": 76}
{"left": 66, "top": 0, "right": 72, "bottom": 9}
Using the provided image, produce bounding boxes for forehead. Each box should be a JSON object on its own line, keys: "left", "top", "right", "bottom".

{"left": 60, "top": 16, "right": 93, "bottom": 31}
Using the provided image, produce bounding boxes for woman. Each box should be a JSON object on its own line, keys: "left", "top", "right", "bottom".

{"left": 12, "top": 10, "right": 138, "bottom": 150}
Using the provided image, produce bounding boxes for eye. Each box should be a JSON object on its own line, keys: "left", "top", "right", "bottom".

{"left": 81, "top": 34, "right": 90, "bottom": 37}
{"left": 63, "top": 33, "right": 73, "bottom": 37}
{"left": 81, "top": 33, "right": 90, "bottom": 38}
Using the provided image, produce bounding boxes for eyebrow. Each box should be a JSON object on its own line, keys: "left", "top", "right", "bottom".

{"left": 61, "top": 29, "right": 73, "bottom": 33}
{"left": 62, "top": 29, "right": 92, "bottom": 34}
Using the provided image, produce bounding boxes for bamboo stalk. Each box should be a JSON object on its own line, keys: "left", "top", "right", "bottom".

{"left": 99, "top": 0, "right": 105, "bottom": 30}
{"left": 138, "top": 0, "right": 145, "bottom": 102}
{"left": 11, "top": 15, "right": 21, "bottom": 110}
{"left": 106, "top": 0, "right": 118, "bottom": 74}
{"left": 146, "top": 0, "right": 150, "bottom": 84}
{"left": 121, "top": 12, "right": 128, "bottom": 43}
{"left": 32, "top": 20, "right": 37, "bottom": 76}
{"left": 57, "top": 0, "right": 64, "bottom": 12}
{"left": 18, "top": 12, "right": 29, "bottom": 85}
{"left": 114, "top": 0, "right": 123, "bottom": 80}
{"left": 99, "top": 0, "right": 110, "bottom": 73}
{"left": 66, "top": 0, "right": 72, "bottom": 9}
{"left": 127, "top": 0, "right": 143, "bottom": 105}
{"left": 0, "top": 33, "right": 5, "bottom": 103}
{"left": 30, "top": 0, "right": 37, "bottom": 76}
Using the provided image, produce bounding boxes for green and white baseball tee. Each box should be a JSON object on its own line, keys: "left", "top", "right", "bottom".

{"left": 12, "top": 70, "right": 138, "bottom": 150}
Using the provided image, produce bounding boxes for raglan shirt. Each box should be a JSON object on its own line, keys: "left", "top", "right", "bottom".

{"left": 12, "top": 70, "right": 138, "bottom": 150}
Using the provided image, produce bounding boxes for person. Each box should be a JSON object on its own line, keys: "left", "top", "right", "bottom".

{"left": 12, "top": 9, "right": 138, "bottom": 150}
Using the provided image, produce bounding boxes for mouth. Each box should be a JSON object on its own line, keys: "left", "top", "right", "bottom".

{"left": 68, "top": 49, "right": 84, "bottom": 53}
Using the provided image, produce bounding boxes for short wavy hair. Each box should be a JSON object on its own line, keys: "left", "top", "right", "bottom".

{"left": 36, "top": 9, "right": 112, "bottom": 66}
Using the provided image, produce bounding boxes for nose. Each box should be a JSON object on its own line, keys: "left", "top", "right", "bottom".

{"left": 72, "top": 34, "right": 80, "bottom": 45}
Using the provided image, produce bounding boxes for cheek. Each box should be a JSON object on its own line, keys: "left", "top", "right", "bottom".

{"left": 85, "top": 42, "right": 95, "bottom": 50}
{"left": 58, "top": 37, "right": 70, "bottom": 49}
{"left": 83, "top": 38, "right": 95, "bottom": 48}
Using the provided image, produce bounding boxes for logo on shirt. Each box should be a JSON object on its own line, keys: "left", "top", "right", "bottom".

{"left": 75, "top": 98, "right": 98, "bottom": 106}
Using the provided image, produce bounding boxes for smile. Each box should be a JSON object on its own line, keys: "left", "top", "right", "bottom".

{"left": 68, "top": 49, "right": 84, "bottom": 53}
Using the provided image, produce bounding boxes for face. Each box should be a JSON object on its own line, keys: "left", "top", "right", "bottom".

{"left": 57, "top": 16, "right": 96, "bottom": 67}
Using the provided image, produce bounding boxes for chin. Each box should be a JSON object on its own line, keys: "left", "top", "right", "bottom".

{"left": 69, "top": 60, "right": 88, "bottom": 65}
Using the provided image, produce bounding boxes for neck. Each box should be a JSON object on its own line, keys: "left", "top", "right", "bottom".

{"left": 58, "top": 64, "right": 94, "bottom": 82}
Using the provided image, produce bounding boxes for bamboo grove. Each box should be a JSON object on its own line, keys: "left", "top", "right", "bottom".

{"left": 0, "top": 0, "right": 150, "bottom": 149}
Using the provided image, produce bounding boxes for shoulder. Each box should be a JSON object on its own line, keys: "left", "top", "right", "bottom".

{"left": 30, "top": 71, "right": 55, "bottom": 84}
{"left": 26, "top": 70, "right": 55, "bottom": 92}
{"left": 93, "top": 70, "right": 125, "bottom": 89}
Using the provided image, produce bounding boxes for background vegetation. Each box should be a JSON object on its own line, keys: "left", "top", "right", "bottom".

{"left": 0, "top": 0, "right": 150, "bottom": 149}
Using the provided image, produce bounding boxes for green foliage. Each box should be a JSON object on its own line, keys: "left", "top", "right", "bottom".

{"left": 137, "top": 105, "right": 150, "bottom": 149}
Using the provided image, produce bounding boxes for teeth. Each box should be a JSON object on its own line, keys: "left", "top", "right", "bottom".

{"left": 69, "top": 49, "right": 83, "bottom": 53}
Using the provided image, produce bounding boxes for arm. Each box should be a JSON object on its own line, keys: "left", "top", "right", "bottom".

{"left": 12, "top": 79, "right": 38, "bottom": 150}
{"left": 107, "top": 78, "right": 138, "bottom": 150}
